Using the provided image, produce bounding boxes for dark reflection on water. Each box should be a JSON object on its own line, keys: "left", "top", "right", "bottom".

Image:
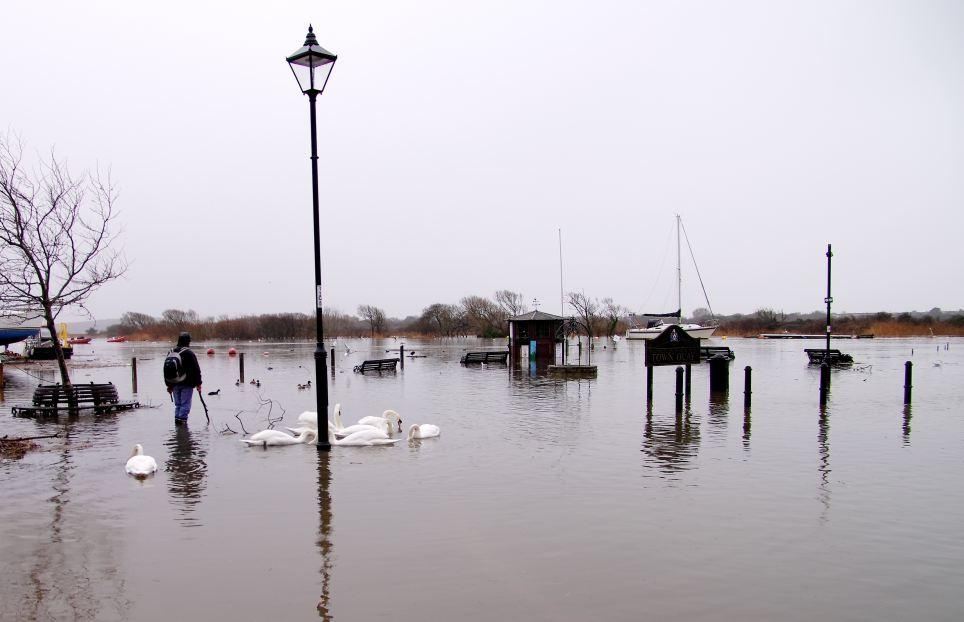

{"left": 707, "top": 391, "right": 729, "bottom": 439}
{"left": 642, "top": 403, "right": 701, "bottom": 474}
{"left": 742, "top": 405, "right": 751, "bottom": 448}
{"left": 818, "top": 402, "right": 832, "bottom": 522}
{"left": 316, "top": 451, "right": 333, "bottom": 620}
{"left": 163, "top": 426, "right": 207, "bottom": 526}
{"left": 902, "top": 403, "right": 912, "bottom": 444}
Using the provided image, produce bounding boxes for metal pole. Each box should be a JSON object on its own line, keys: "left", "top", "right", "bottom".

{"left": 825, "top": 244, "right": 833, "bottom": 354}
{"left": 684, "top": 364, "right": 692, "bottom": 398}
{"left": 400, "top": 344, "right": 404, "bottom": 369}
{"left": 646, "top": 364, "right": 653, "bottom": 404}
{"left": 819, "top": 362, "right": 830, "bottom": 405}
{"left": 239, "top": 352, "right": 245, "bottom": 383}
{"left": 309, "top": 90, "right": 331, "bottom": 451}
{"left": 131, "top": 357, "right": 138, "bottom": 393}
{"left": 330, "top": 347, "right": 335, "bottom": 373}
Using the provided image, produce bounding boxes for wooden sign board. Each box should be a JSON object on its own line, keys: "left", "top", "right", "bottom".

{"left": 645, "top": 325, "right": 700, "bottom": 367}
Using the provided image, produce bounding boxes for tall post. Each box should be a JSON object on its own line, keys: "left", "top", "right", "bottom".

{"left": 743, "top": 365, "right": 752, "bottom": 408}
{"left": 0, "top": 361, "right": 5, "bottom": 390}
{"left": 131, "top": 357, "right": 138, "bottom": 393}
{"left": 646, "top": 364, "right": 653, "bottom": 404}
{"left": 825, "top": 244, "right": 833, "bottom": 354}
{"left": 239, "top": 352, "right": 245, "bottom": 383}
{"left": 684, "top": 364, "right": 692, "bottom": 398}
{"left": 330, "top": 347, "right": 335, "bottom": 373}
{"left": 400, "top": 344, "right": 404, "bottom": 369}
{"left": 819, "top": 362, "right": 830, "bottom": 405}
{"left": 675, "top": 366, "right": 684, "bottom": 413}
{"left": 903, "top": 361, "right": 913, "bottom": 405}
{"left": 309, "top": 90, "right": 331, "bottom": 451}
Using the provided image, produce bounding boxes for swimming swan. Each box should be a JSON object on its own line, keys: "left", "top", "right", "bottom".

{"left": 241, "top": 428, "right": 317, "bottom": 447}
{"left": 408, "top": 424, "right": 441, "bottom": 440}
{"left": 358, "top": 409, "right": 403, "bottom": 433}
{"left": 125, "top": 444, "right": 158, "bottom": 478}
{"left": 332, "top": 427, "right": 401, "bottom": 447}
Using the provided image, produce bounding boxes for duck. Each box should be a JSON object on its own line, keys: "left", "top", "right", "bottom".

{"left": 358, "top": 409, "right": 403, "bottom": 433}
{"left": 331, "top": 427, "right": 401, "bottom": 447}
{"left": 207, "top": 389, "right": 220, "bottom": 396}
{"left": 235, "top": 380, "right": 241, "bottom": 386}
{"left": 408, "top": 423, "right": 441, "bottom": 440}
{"left": 125, "top": 444, "right": 158, "bottom": 478}
{"left": 240, "top": 428, "right": 317, "bottom": 447}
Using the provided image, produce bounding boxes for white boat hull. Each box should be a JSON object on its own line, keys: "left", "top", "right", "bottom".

{"left": 625, "top": 324, "right": 718, "bottom": 340}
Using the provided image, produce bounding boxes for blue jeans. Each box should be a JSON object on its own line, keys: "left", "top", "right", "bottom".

{"left": 173, "top": 385, "right": 194, "bottom": 420}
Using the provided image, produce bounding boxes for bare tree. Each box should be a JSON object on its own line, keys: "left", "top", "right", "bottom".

{"left": 567, "top": 291, "right": 598, "bottom": 364}
{"left": 601, "top": 297, "right": 625, "bottom": 340}
{"left": 419, "top": 303, "right": 459, "bottom": 337}
{"left": 357, "top": 304, "right": 386, "bottom": 337}
{"left": 494, "top": 290, "right": 528, "bottom": 317}
{"left": 0, "top": 134, "right": 126, "bottom": 385}
{"left": 460, "top": 295, "right": 506, "bottom": 337}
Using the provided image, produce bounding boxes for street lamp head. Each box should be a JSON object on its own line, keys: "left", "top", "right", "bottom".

{"left": 287, "top": 25, "right": 337, "bottom": 96}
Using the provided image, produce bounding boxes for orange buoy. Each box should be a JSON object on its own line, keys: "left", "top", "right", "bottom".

{"left": 228, "top": 348, "right": 238, "bottom": 356}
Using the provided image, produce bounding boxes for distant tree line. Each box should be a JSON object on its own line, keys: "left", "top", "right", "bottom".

{"left": 103, "top": 300, "right": 964, "bottom": 342}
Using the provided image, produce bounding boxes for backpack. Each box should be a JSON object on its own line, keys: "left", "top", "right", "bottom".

{"left": 163, "top": 348, "right": 189, "bottom": 386}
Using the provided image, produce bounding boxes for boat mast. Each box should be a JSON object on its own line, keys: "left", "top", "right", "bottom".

{"left": 825, "top": 243, "right": 833, "bottom": 353}
{"left": 558, "top": 228, "right": 564, "bottom": 316}
{"left": 676, "top": 214, "right": 682, "bottom": 325}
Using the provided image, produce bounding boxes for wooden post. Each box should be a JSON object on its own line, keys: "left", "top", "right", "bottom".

{"left": 903, "top": 361, "right": 912, "bottom": 404}
{"left": 684, "top": 364, "right": 692, "bottom": 398}
{"left": 744, "top": 366, "right": 752, "bottom": 408}
{"left": 577, "top": 340, "right": 582, "bottom": 364}
{"left": 239, "top": 352, "right": 245, "bottom": 382}
{"left": 0, "top": 361, "right": 4, "bottom": 390}
{"left": 675, "top": 366, "right": 684, "bottom": 413}
{"left": 400, "top": 344, "right": 404, "bottom": 369}
{"left": 330, "top": 347, "right": 335, "bottom": 372}
{"left": 131, "top": 357, "right": 138, "bottom": 394}
{"left": 646, "top": 364, "right": 653, "bottom": 404}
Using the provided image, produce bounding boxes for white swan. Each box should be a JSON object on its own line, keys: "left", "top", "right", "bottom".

{"left": 332, "top": 427, "right": 401, "bottom": 447}
{"left": 125, "top": 444, "right": 158, "bottom": 478}
{"left": 241, "top": 428, "right": 317, "bottom": 447}
{"left": 408, "top": 424, "right": 441, "bottom": 440}
{"left": 358, "top": 409, "right": 403, "bottom": 433}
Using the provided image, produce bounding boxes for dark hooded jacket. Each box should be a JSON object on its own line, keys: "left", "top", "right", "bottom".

{"left": 173, "top": 334, "right": 202, "bottom": 388}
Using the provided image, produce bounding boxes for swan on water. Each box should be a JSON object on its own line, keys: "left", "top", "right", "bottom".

{"left": 331, "top": 427, "right": 401, "bottom": 447}
{"left": 240, "top": 428, "right": 317, "bottom": 447}
{"left": 358, "top": 409, "right": 403, "bottom": 432}
{"left": 125, "top": 444, "right": 158, "bottom": 478}
{"left": 408, "top": 424, "right": 441, "bottom": 440}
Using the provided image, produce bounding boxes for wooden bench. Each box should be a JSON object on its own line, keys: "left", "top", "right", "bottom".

{"left": 700, "top": 346, "right": 735, "bottom": 361}
{"left": 805, "top": 348, "right": 854, "bottom": 366}
{"left": 11, "top": 382, "right": 139, "bottom": 416}
{"left": 460, "top": 351, "right": 509, "bottom": 365}
{"left": 353, "top": 358, "right": 399, "bottom": 373}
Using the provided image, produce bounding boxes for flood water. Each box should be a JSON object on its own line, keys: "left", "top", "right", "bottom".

{"left": 1, "top": 336, "right": 962, "bottom": 621}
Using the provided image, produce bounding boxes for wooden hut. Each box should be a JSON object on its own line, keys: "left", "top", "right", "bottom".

{"left": 507, "top": 311, "right": 566, "bottom": 366}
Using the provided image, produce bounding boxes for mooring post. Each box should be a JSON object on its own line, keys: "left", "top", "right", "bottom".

{"left": 330, "top": 347, "right": 335, "bottom": 372}
{"left": 400, "top": 344, "right": 405, "bottom": 369}
{"left": 675, "top": 366, "right": 684, "bottom": 413}
{"left": 903, "top": 361, "right": 912, "bottom": 404}
{"left": 131, "top": 357, "right": 138, "bottom": 393}
{"left": 646, "top": 364, "right": 653, "bottom": 404}
{"left": 819, "top": 362, "right": 830, "bottom": 404}
{"left": 0, "top": 361, "right": 5, "bottom": 390}
{"left": 744, "top": 365, "right": 752, "bottom": 408}
{"left": 578, "top": 340, "right": 582, "bottom": 364}
{"left": 684, "top": 364, "right": 692, "bottom": 398}
{"left": 709, "top": 357, "right": 729, "bottom": 392}
{"left": 239, "top": 352, "right": 245, "bottom": 383}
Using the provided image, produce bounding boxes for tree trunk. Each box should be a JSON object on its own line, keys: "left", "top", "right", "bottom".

{"left": 42, "top": 306, "right": 71, "bottom": 387}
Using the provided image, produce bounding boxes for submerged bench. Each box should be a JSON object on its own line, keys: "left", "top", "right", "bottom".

{"left": 701, "top": 346, "right": 735, "bottom": 361}
{"left": 460, "top": 351, "right": 509, "bottom": 365}
{"left": 805, "top": 348, "right": 854, "bottom": 366}
{"left": 353, "top": 358, "right": 399, "bottom": 373}
{"left": 11, "top": 382, "right": 139, "bottom": 417}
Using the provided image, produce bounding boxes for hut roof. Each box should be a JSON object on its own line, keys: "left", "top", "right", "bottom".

{"left": 507, "top": 310, "right": 566, "bottom": 322}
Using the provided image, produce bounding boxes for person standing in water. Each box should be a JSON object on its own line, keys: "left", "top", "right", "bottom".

{"left": 163, "top": 332, "right": 202, "bottom": 425}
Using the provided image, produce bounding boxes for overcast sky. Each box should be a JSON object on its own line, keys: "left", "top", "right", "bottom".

{"left": 3, "top": 0, "right": 962, "bottom": 323}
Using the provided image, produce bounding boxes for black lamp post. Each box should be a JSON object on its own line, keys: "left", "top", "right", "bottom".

{"left": 288, "top": 25, "right": 337, "bottom": 450}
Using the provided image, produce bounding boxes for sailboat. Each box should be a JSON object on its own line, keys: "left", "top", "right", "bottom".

{"left": 625, "top": 215, "right": 718, "bottom": 340}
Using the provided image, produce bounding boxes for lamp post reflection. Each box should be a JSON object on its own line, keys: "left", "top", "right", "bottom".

{"left": 817, "top": 402, "right": 831, "bottom": 522}
{"left": 316, "top": 451, "right": 333, "bottom": 619}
